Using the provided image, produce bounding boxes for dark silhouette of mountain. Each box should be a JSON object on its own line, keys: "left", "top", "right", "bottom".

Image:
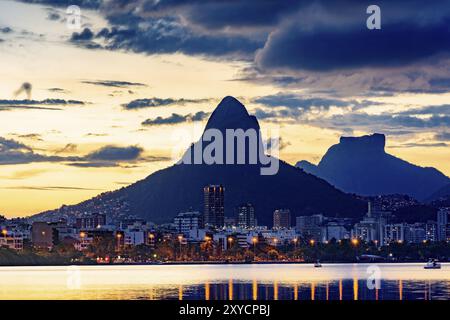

{"left": 391, "top": 205, "right": 437, "bottom": 223}
{"left": 426, "top": 183, "right": 450, "bottom": 202}
{"left": 296, "top": 133, "right": 450, "bottom": 201}
{"left": 35, "top": 96, "right": 366, "bottom": 225}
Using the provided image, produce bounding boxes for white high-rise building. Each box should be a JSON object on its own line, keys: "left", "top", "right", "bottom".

{"left": 174, "top": 211, "right": 203, "bottom": 235}
{"left": 384, "top": 223, "right": 407, "bottom": 243}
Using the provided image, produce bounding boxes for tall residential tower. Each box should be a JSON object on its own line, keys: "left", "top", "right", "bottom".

{"left": 237, "top": 203, "right": 256, "bottom": 228}
{"left": 203, "top": 185, "right": 225, "bottom": 228}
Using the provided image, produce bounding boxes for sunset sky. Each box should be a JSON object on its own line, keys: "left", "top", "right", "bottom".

{"left": 1, "top": 0, "right": 450, "bottom": 217}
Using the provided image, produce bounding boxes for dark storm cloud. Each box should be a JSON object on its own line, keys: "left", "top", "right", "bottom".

{"left": 81, "top": 79, "right": 148, "bottom": 88}
{"left": 142, "top": 111, "right": 209, "bottom": 126}
{"left": 122, "top": 97, "right": 210, "bottom": 110}
{"left": 134, "top": 0, "right": 305, "bottom": 30}
{"left": 19, "top": 0, "right": 450, "bottom": 99}
{"left": 86, "top": 145, "right": 143, "bottom": 161}
{"left": 257, "top": 18, "right": 450, "bottom": 72}
{"left": 90, "top": 18, "right": 262, "bottom": 58}
{"left": 100, "top": 0, "right": 450, "bottom": 70}
{"left": 19, "top": 1, "right": 450, "bottom": 70}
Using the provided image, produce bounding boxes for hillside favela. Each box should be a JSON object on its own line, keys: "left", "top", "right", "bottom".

{"left": 1, "top": 0, "right": 450, "bottom": 303}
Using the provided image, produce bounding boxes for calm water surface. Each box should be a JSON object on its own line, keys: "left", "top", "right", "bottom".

{"left": 0, "top": 263, "right": 449, "bottom": 300}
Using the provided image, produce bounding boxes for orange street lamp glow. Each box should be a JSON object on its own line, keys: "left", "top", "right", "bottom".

{"left": 252, "top": 237, "right": 258, "bottom": 244}
{"left": 204, "top": 236, "right": 211, "bottom": 242}
{"left": 80, "top": 232, "right": 86, "bottom": 238}
{"left": 1, "top": 229, "right": 7, "bottom": 236}
{"left": 351, "top": 238, "right": 359, "bottom": 246}
{"left": 117, "top": 233, "right": 122, "bottom": 239}
{"left": 178, "top": 235, "right": 183, "bottom": 242}
{"left": 149, "top": 233, "right": 155, "bottom": 239}
{"left": 228, "top": 237, "right": 233, "bottom": 243}
{"left": 293, "top": 238, "right": 298, "bottom": 243}
{"left": 309, "top": 239, "right": 315, "bottom": 246}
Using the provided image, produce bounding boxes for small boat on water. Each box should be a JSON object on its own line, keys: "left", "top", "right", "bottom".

{"left": 424, "top": 259, "right": 441, "bottom": 269}
{"left": 314, "top": 260, "right": 322, "bottom": 268}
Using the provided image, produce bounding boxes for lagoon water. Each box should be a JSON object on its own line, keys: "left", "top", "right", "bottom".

{"left": 0, "top": 263, "right": 449, "bottom": 300}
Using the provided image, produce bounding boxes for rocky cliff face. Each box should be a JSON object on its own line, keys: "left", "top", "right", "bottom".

{"left": 296, "top": 133, "right": 450, "bottom": 200}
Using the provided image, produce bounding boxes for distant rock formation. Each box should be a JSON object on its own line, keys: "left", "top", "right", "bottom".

{"left": 296, "top": 133, "right": 450, "bottom": 201}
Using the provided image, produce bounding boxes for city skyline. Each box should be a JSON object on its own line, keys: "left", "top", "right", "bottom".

{"left": 1, "top": 0, "right": 450, "bottom": 217}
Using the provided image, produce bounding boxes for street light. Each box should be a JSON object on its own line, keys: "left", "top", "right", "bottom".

{"left": 252, "top": 237, "right": 258, "bottom": 255}
{"left": 227, "top": 237, "right": 233, "bottom": 249}
{"left": 178, "top": 235, "right": 183, "bottom": 260}
{"left": 309, "top": 239, "right": 315, "bottom": 246}
{"left": 351, "top": 238, "right": 359, "bottom": 246}
{"left": 1, "top": 229, "right": 7, "bottom": 237}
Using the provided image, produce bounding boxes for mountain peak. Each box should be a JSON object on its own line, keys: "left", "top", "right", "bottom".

{"left": 297, "top": 133, "right": 449, "bottom": 200}
{"left": 339, "top": 133, "right": 386, "bottom": 153}
{"left": 205, "top": 96, "right": 259, "bottom": 131}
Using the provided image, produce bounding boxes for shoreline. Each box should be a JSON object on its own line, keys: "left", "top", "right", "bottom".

{"left": 0, "top": 260, "right": 445, "bottom": 267}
